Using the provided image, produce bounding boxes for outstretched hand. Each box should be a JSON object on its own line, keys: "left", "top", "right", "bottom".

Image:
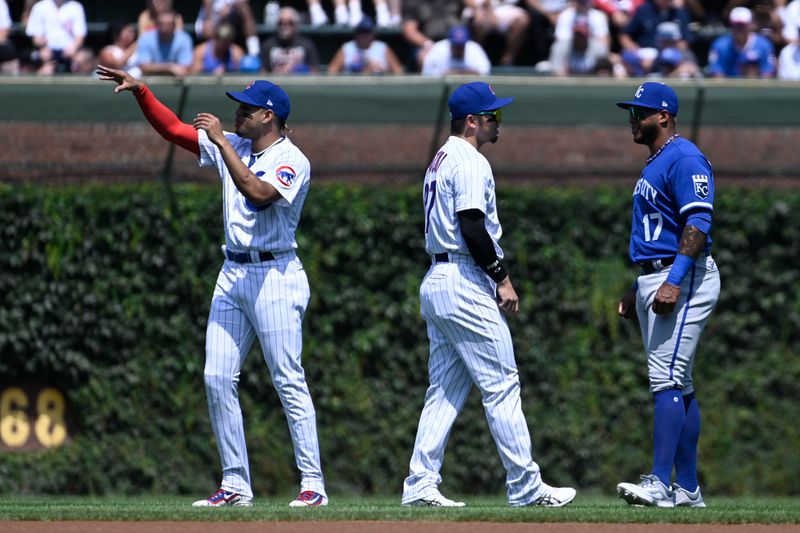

{"left": 96, "top": 64, "right": 142, "bottom": 93}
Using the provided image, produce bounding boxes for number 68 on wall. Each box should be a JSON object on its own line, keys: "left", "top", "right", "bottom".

{"left": 0, "top": 386, "right": 69, "bottom": 450}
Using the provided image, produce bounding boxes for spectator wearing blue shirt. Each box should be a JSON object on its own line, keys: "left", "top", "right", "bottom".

{"left": 707, "top": 7, "right": 776, "bottom": 78}
{"left": 619, "top": 0, "right": 692, "bottom": 66}
{"left": 137, "top": 10, "right": 193, "bottom": 77}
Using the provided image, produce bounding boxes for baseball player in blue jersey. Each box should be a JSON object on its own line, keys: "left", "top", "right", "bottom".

{"left": 615, "top": 82, "right": 720, "bottom": 508}
{"left": 97, "top": 65, "right": 327, "bottom": 508}
{"left": 401, "top": 82, "right": 577, "bottom": 508}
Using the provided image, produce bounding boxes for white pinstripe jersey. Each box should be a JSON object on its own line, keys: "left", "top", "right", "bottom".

{"left": 198, "top": 130, "right": 310, "bottom": 252}
{"left": 423, "top": 136, "right": 504, "bottom": 259}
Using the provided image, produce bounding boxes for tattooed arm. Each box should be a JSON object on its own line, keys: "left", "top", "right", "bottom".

{"left": 652, "top": 225, "right": 708, "bottom": 315}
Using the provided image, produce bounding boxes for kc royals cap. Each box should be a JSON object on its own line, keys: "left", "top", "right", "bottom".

{"left": 226, "top": 80, "right": 291, "bottom": 120}
{"left": 448, "top": 82, "right": 514, "bottom": 120}
{"left": 616, "top": 81, "right": 679, "bottom": 117}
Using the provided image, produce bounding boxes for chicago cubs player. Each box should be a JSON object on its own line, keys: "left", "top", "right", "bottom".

{"left": 615, "top": 82, "right": 720, "bottom": 508}
{"left": 96, "top": 65, "right": 328, "bottom": 508}
{"left": 401, "top": 82, "right": 577, "bottom": 508}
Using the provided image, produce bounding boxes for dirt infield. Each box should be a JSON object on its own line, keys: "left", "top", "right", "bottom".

{"left": 3, "top": 523, "right": 800, "bottom": 533}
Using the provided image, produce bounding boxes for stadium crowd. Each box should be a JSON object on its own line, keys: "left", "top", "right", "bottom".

{"left": 1, "top": 0, "right": 799, "bottom": 79}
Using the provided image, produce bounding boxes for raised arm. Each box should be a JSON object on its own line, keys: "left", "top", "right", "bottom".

{"left": 96, "top": 64, "right": 199, "bottom": 155}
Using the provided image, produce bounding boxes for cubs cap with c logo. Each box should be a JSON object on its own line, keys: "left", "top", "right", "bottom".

{"left": 227, "top": 80, "right": 291, "bottom": 120}
{"left": 448, "top": 82, "right": 514, "bottom": 120}
{"left": 616, "top": 81, "right": 679, "bottom": 117}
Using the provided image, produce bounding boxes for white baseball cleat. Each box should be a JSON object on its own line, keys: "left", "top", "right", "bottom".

{"left": 403, "top": 492, "right": 465, "bottom": 507}
{"left": 289, "top": 490, "right": 329, "bottom": 507}
{"left": 617, "top": 475, "right": 675, "bottom": 507}
{"left": 527, "top": 484, "right": 577, "bottom": 507}
{"left": 673, "top": 483, "right": 706, "bottom": 508}
{"left": 192, "top": 488, "right": 253, "bottom": 507}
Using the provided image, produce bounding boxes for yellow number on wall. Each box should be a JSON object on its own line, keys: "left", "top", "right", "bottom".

{"left": 0, "top": 387, "right": 31, "bottom": 447}
{"left": 35, "top": 388, "right": 67, "bottom": 448}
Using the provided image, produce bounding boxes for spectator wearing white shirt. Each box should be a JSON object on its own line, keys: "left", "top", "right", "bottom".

{"left": 548, "top": 0, "right": 610, "bottom": 76}
{"left": 0, "top": 0, "right": 17, "bottom": 73}
{"left": 25, "top": 0, "right": 87, "bottom": 74}
{"left": 778, "top": 40, "right": 800, "bottom": 78}
{"left": 782, "top": 0, "right": 800, "bottom": 43}
{"left": 422, "top": 25, "right": 492, "bottom": 76}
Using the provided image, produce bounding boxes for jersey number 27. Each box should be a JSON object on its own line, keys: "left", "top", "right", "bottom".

{"left": 423, "top": 180, "right": 437, "bottom": 234}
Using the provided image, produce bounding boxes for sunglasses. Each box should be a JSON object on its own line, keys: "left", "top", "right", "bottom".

{"left": 474, "top": 109, "right": 502, "bottom": 123}
{"left": 628, "top": 106, "right": 659, "bottom": 122}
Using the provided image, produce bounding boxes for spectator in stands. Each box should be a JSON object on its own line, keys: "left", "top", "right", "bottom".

{"left": 593, "top": 0, "right": 645, "bottom": 32}
{"left": 261, "top": 6, "right": 320, "bottom": 73}
{"left": 25, "top": 0, "right": 87, "bottom": 75}
{"left": 190, "top": 21, "right": 244, "bottom": 74}
{"left": 138, "top": 0, "right": 184, "bottom": 36}
{"left": 681, "top": 0, "right": 736, "bottom": 25}
{"left": 402, "top": 0, "right": 464, "bottom": 69}
{"left": 307, "top": 0, "right": 354, "bottom": 27}
{"left": 778, "top": 37, "right": 800, "bottom": 77}
{"left": 618, "top": 0, "right": 693, "bottom": 74}
{"left": 421, "top": 25, "right": 491, "bottom": 76}
{"left": 524, "top": 0, "right": 570, "bottom": 65}
{"left": 462, "top": 0, "right": 531, "bottom": 66}
{"left": 547, "top": 0, "right": 610, "bottom": 76}
{"left": 707, "top": 6, "right": 776, "bottom": 77}
{"left": 99, "top": 22, "right": 138, "bottom": 74}
{"left": 327, "top": 15, "right": 405, "bottom": 73}
{"left": 649, "top": 21, "right": 700, "bottom": 78}
{"left": 70, "top": 46, "right": 96, "bottom": 74}
{"left": 781, "top": 0, "right": 800, "bottom": 43}
{"left": 0, "top": 0, "right": 18, "bottom": 74}
{"left": 749, "top": 0, "right": 785, "bottom": 47}
{"left": 196, "top": 0, "right": 261, "bottom": 58}
{"left": 373, "top": 0, "right": 401, "bottom": 27}
{"left": 136, "top": 9, "right": 193, "bottom": 77}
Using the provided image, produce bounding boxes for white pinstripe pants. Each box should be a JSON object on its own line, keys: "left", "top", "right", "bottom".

{"left": 204, "top": 252, "right": 325, "bottom": 498}
{"left": 402, "top": 258, "right": 543, "bottom": 506}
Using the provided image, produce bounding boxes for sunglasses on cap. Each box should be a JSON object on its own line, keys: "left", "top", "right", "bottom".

{"left": 628, "top": 106, "right": 660, "bottom": 122}
{"left": 474, "top": 108, "right": 502, "bottom": 123}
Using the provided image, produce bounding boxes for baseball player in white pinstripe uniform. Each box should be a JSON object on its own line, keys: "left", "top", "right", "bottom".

{"left": 401, "top": 82, "right": 577, "bottom": 508}
{"left": 97, "top": 65, "right": 327, "bottom": 508}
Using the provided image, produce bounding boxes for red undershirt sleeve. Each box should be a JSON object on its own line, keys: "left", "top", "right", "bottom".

{"left": 133, "top": 85, "right": 200, "bottom": 156}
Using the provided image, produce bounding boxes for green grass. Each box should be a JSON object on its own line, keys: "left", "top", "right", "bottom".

{"left": 1, "top": 495, "right": 799, "bottom": 523}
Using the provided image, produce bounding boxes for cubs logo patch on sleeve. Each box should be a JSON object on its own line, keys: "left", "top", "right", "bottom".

{"left": 275, "top": 165, "right": 297, "bottom": 188}
{"left": 692, "top": 174, "right": 709, "bottom": 199}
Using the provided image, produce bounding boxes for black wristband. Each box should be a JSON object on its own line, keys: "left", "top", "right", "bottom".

{"left": 482, "top": 259, "right": 508, "bottom": 283}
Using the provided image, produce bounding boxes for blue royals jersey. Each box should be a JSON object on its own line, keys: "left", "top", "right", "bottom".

{"left": 630, "top": 136, "right": 714, "bottom": 264}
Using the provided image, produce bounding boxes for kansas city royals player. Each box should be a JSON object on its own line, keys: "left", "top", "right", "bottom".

{"left": 401, "top": 82, "right": 577, "bottom": 508}
{"left": 97, "top": 65, "right": 327, "bottom": 508}
{"left": 616, "top": 82, "right": 720, "bottom": 508}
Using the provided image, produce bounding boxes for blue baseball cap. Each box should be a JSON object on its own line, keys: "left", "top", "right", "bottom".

{"left": 226, "top": 80, "right": 291, "bottom": 120}
{"left": 448, "top": 82, "right": 514, "bottom": 120}
{"left": 616, "top": 81, "right": 678, "bottom": 117}
{"left": 448, "top": 25, "right": 470, "bottom": 46}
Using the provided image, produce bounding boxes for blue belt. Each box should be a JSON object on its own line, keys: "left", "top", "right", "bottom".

{"left": 225, "top": 250, "right": 276, "bottom": 264}
{"left": 434, "top": 253, "right": 449, "bottom": 263}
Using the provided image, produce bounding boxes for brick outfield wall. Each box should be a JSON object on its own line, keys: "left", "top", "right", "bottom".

{"left": 3, "top": 122, "right": 799, "bottom": 185}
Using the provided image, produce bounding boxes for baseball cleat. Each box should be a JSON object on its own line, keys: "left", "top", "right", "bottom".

{"left": 673, "top": 483, "right": 706, "bottom": 507}
{"left": 289, "top": 490, "right": 328, "bottom": 507}
{"left": 192, "top": 488, "right": 253, "bottom": 507}
{"left": 527, "top": 484, "right": 577, "bottom": 507}
{"left": 403, "top": 492, "right": 466, "bottom": 507}
{"left": 617, "top": 475, "right": 675, "bottom": 507}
